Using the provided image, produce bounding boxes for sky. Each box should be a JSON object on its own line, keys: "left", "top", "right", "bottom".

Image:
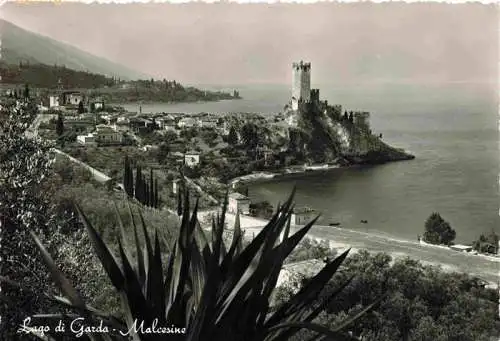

{"left": 0, "top": 2, "right": 498, "bottom": 85}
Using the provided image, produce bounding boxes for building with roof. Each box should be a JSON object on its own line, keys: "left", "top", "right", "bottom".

{"left": 49, "top": 95, "right": 60, "bottom": 108}
{"left": 228, "top": 192, "right": 251, "bottom": 215}
{"left": 291, "top": 207, "right": 316, "bottom": 226}
{"left": 178, "top": 117, "right": 198, "bottom": 129}
{"left": 77, "top": 133, "right": 97, "bottom": 146}
{"left": 63, "top": 92, "right": 84, "bottom": 106}
{"left": 184, "top": 150, "right": 200, "bottom": 167}
{"left": 95, "top": 124, "right": 123, "bottom": 145}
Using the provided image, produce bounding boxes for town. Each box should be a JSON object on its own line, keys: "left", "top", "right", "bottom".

{"left": 8, "top": 62, "right": 414, "bottom": 217}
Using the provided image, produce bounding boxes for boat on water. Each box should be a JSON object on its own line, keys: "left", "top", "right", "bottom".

{"left": 329, "top": 222, "right": 341, "bottom": 227}
{"left": 360, "top": 220, "right": 368, "bottom": 224}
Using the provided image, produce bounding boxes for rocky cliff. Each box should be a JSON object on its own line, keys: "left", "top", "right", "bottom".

{"left": 287, "top": 100, "right": 414, "bottom": 165}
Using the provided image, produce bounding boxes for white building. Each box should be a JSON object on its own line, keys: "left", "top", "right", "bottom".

{"left": 178, "top": 117, "right": 198, "bottom": 129}
{"left": 291, "top": 61, "right": 311, "bottom": 111}
{"left": 291, "top": 207, "right": 316, "bottom": 226}
{"left": 184, "top": 151, "right": 200, "bottom": 167}
{"left": 77, "top": 133, "right": 97, "bottom": 146}
{"left": 95, "top": 124, "right": 123, "bottom": 145}
{"left": 228, "top": 192, "right": 250, "bottom": 215}
{"left": 198, "top": 118, "right": 218, "bottom": 129}
{"left": 49, "top": 95, "right": 60, "bottom": 108}
{"left": 65, "top": 92, "right": 84, "bottom": 106}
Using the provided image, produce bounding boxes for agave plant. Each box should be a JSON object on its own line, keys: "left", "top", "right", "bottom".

{"left": 26, "top": 189, "right": 382, "bottom": 341}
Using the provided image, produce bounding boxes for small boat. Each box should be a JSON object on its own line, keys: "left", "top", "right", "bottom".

{"left": 360, "top": 220, "right": 368, "bottom": 224}
{"left": 329, "top": 222, "right": 341, "bottom": 227}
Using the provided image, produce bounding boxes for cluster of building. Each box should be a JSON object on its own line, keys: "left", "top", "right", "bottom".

{"left": 46, "top": 91, "right": 104, "bottom": 112}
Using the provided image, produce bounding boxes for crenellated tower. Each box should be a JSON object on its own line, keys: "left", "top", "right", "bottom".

{"left": 291, "top": 61, "right": 311, "bottom": 111}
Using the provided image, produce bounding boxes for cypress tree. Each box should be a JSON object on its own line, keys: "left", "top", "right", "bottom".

{"left": 145, "top": 182, "right": 150, "bottom": 207}
{"left": 135, "top": 165, "right": 142, "bottom": 202}
{"left": 149, "top": 169, "right": 154, "bottom": 207}
{"left": 128, "top": 160, "right": 134, "bottom": 197}
{"left": 139, "top": 172, "right": 146, "bottom": 205}
{"left": 124, "top": 156, "right": 130, "bottom": 196}
{"left": 177, "top": 190, "right": 182, "bottom": 216}
{"left": 154, "top": 178, "right": 159, "bottom": 209}
{"left": 56, "top": 114, "right": 64, "bottom": 136}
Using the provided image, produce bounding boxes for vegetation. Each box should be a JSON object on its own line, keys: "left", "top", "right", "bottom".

{"left": 472, "top": 229, "right": 499, "bottom": 255}
{"left": 19, "top": 188, "right": 385, "bottom": 341}
{"left": 0, "top": 61, "right": 117, "bottom": 89}
{"left": 123, "top": 155, "right": 161, "bottom": 208}
{"left": 56, "top": 113, "right": 64, "bottom": 136}
{"left": 276, "top": 251, "right": 500, "bottom": 341}
{"left": 423, "top": 212, "right": 456, "bottom": 246}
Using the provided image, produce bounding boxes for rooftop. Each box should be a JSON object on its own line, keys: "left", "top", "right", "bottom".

{"left": 293, "top": 207, "right": 316, "bottom": 215}
{"left": 229, "top": 192, "right": 249, "bottom": 200}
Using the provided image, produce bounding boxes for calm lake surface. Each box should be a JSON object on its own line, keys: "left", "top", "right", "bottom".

{"left": 121, "top": 82, "right": 499, "bottom": 244}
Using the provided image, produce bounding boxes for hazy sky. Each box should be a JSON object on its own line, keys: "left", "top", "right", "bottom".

{"left": 1, "top": 2, "right": 498, "bottom": 85}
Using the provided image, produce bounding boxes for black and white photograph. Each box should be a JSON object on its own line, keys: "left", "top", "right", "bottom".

{"left": 0, "top": 2, "right": 498, "bottom": 340}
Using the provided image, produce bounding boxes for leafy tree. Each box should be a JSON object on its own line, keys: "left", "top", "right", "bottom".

{"left": 228, "top": 126, "right": 239, "bottom": 145}
{"left": 241, "top": 122, "right": 259, "bottom": 150}
{"left": 423, "top": 212, "right": 456, "bottom": 246}
{"left": 0, "top": 99, "right": 59, "bottom": 339}
{"left": 56, "top": 113, "right": 64, "bottom": 136}
{"left": 156, "top": 143, "right": 170, "bottom": 164}
{"left": 473, "top": 229, "right": 499, "bottom": 254}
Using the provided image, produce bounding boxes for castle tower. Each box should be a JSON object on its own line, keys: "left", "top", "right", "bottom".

{"left": 291, "top": 61, "right": 311, "bottom": 111}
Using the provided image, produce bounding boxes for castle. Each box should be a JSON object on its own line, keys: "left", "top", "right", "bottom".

{"left": 291, "top": 61, "right": 311, "bottom": 111}
{"left": 288, "top": 61, "right": 370, "bottom": 131}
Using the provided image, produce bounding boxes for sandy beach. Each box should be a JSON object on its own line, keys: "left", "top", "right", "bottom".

{"left": 197, "top": 210, "right": 500, "bottom": 286}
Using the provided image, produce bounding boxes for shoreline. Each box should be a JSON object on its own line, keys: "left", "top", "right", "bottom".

{"left": 228, "top": 157, "right": 414, "bottom": 186}
{"left": 110, "top": 97, "right": 241, "bottom": 107}
{"left": 197, "top": 210, "right": 499, "bottom": 286}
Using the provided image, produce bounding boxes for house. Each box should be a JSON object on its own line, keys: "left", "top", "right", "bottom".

{"left": 77, "top": 133, "right": 97, "bottom": 146}
{"left": 228, "top": 192, "right": 250, "bottom": 215}
{"left": 116, "top": 116, "right": 130, "bottom": 124}
{"left": 164, "top": 121, "right": 178, "bottom": 132}
{"left": 291, "top": 207, "right": 316, "bottom": 226}
{"left": 95, "top": 124, "right": 123, "bottom": 145}
{"left": 141, "top": 144, "right": 159, "bottom": 152}
{"left": 178, "top": 117, "right": 198, "bottom": 129}
{"left": 49, "top": 95, "right": 60, "bottom": 108}
{"left": 184, "top": 151, "right": 200, "bottom": 167}
{"left": 90, "top": 98, "right": 105, "bottom": 111}
{"left": 64, "top": 92, "right": 84, "bottom": 106}
{"left": 198, "top": 117, "right": 218, "bottom": 129}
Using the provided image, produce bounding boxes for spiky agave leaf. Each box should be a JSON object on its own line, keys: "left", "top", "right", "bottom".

{"left": 31, "top": 186, "right": 383, "bottom": 341}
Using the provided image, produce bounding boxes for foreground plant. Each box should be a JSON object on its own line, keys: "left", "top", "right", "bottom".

{"left": 26, "top": 189, "right": 382, "bottom": 340}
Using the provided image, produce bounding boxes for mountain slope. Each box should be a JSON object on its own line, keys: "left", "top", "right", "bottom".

{"left": 0, "top": 19, "right": 150, "bottom": 80}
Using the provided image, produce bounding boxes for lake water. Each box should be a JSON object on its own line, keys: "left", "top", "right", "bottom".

{"left": 121, "top": 82, "right": 499, "bottom": 244}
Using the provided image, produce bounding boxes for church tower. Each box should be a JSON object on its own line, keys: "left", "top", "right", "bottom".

{"left": 291, "top": 61, "right": 311, "bottom": 111}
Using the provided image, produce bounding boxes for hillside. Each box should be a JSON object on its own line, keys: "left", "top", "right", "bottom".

{"left": 0, "top": 19, "right": 149, "bottom": 80}
{"left": 0, "top": 62, "right": 117, "bottom": 89}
